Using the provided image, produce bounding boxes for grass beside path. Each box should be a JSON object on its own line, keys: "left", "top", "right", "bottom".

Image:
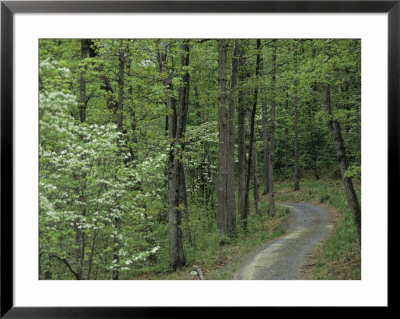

{"left": 274, "top": 178, "right": 361, "bottom": 280}
{"left": 129, "top": 178, "right": 360, "bottom": 280}
{"left": 130, "top": 203, "right": 291, "bottom": 280}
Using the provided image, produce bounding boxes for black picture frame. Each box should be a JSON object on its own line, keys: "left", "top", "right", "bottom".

{"left": 1, "top": 0, "right": 394, "bottom": 317}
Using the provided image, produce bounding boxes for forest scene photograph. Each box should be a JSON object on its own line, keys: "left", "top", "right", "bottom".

{"left": 39, "top": 38, "right": 361, "bottom": 281}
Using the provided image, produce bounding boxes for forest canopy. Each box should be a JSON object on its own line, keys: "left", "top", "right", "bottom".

{"left": 39, "top": 39, "right": 361, "bottom": 280}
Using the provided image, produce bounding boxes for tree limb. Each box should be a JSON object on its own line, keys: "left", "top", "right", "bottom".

{"left": 193, "top": 265, "right": 204, "bottom": 280}
{"left": 49, "top": 253, "right": 80, "bottom": 280}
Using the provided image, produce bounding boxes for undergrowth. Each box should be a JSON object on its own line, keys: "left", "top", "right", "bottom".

{"left": 128, "top": 178, "right": 360, "bottom": 280}
{"left": 128, "top": 197, "right": 290, "bottom": 280}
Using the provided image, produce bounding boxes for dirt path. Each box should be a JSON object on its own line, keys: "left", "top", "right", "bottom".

{"left": 234, "top": 203, "right": 334, "bottom": 280}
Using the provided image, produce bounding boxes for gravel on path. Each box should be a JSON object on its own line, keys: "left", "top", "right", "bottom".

{"left": 234, "top": 203, "right": 334, "bottom": 280}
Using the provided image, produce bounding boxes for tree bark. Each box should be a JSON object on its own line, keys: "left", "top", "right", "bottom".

{"left": 237, "top": 71, "right": 247, "bottom": 229}
{"left": 79, "top": 39, "right": 90, "bottom": 123}
{"left": 268, "top": 43, "right": 277, "bottom": 216}
{"left": 262, "top": 102, "right": 270, "bottom": 195}
{"left": 284, "top": 91, "right": 289, "bottom": 180}
{"left": 226, "top": 40, "right": 238, "bottom": 234}
{"left": 168, "top": 40, "right": 190, "bottom": 270}
{"left": 159, "top": 40, "right": 189, "bottom": 270}
{"left": 193, "top": 265, "right": 205, "bottom": 280}
{"left": 116, "top": 41, "right": 125, "bottom": 133}
{"left": 323, "top": 85, "right": 361, "bottom": 244}
{"left": 293, "top": 42, "right": 300, "bottom": 191}
{"left": 126, "top": 100, "right": 138, "bottom": 163}
{"left": 217, "top": 39, "right": 228, "bottom": 235}
{"left": 87, "top": 229, "right": 98, "bottom": 280}
{"left": 310, "top": 47, "right": 320, "bottom": 180}
{"left": 49, "top": 253, "right": 80, "bottom": 280}
{"left": 252, "top": 41, "right": 262, "bottom": 215}
{"left": 247, "top": 109, "right": 261, "bottom": 214}
{"left": 217, "top": 39, "right": 239, "bottom": 236}
{"left": 244, "top": 40, "right": 261, "bottom": 218}
{"left": 110, "top": 41, "right": 127, "bottom": 280}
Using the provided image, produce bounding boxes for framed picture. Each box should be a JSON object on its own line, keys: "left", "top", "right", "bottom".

{"left": 1, "top": 0, "right": 393, "bottom": 317}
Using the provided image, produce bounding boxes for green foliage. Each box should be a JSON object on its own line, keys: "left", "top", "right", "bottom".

{"left": 39, "top": 61, "right": 166, "bottom": 279}
{"left": 319, "top": 194, "right": 331, "bottom": 204}
{"left": 344, "top": 165, "right": 361, "bottom": 180}
{"left": 39, "top": 38, "right": 360, "bottom": 279}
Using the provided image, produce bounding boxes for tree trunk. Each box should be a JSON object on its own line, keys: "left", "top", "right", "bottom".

{"left": 111, "top": 41, "right": 127, "bottom": 280}
{"left": 79, "top": 39, "right": 90, "bottom": 123}
{"left": 226, "top": 40, "right": 238, "bottom": 234}
{"left": 177, "top": 41, "right": 190, "bottom": 233}
{"left": 217, "top": 39, "right": 228, "bottom": 235}
{"left": 237, "top": 73, "right": 247, "bottom": 229}
{"left": 159, "top": 40, "right": 189, "bottom": 270}
{"left": 124, "top": 59, "right": 138, "bottom": 165}
{"left": 247, "top": 109, "right": 261, "bottom": 214}
{"left": 268, "top": 44, "right": 277, "bottom": 216}
{"left": 244, "top": 40, "right": 261, "bottom": 218}
{"left": 169, "top": 40, "right": 190, "bottom": 270}
{"left": 168, "top": 159, "right": 186, "bottom": 270}
{"left": 75, "top": 228, "right": 85, "bottom": 280}
{"left": 262, "top": 102, "right": 269, "bottom": 195}
{"left": 310, "top": 47, "right": 320, "bottom": 180}
{"left": 323, "top": 85, "right": 361, "bottom": 245}
{"left": 217, "top": 39, "right": 239, "bottom": 235}
{"left": 293, "top": 43, "right": 300, "bottom": 191}
{"left": 87, "top": 230, "right": 98, "bottom": 280}
{"left": 284, "top": 91, "right": 289, "bottom": 180}
{"left": 116, "top": 42, "right": 125, "bottom": 132}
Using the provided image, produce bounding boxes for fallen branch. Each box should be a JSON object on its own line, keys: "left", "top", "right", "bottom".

{"left": 193, "top": 265, "right": 205, "bottom": 280}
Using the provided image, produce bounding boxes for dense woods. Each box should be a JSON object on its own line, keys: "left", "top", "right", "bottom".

{"left": 39, "top": 39, "right": 361, "bottom": 280}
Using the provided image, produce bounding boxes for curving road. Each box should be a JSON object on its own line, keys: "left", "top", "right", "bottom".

{"left": 234, "top": 203, "right": 334, "bottom": 280}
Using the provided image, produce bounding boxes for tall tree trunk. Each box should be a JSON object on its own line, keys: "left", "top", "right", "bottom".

{"left": 74, "top": 206, "right": 86, "bottom": 280}
{"left": 237, "top": 70, "right": 247, "bottom": 229}
{"left": 168, "top": 157, "right": 186, "bottom": 271}
{"left": 247, "top": 109, "right": 261, "bottom": 214}
{"left": 245, "top": 39, "right": 261, "bottom": 217}
{"left": 310, "top": 47, "right": 320, "bottom": 180}
{"left": 217, "top": 39, "right": 228, "bottom": 235}
{"left": 125, "top": 59, "right": 138, "bottom": 165}
{"left": 323, "top": 85, "right": 361, "bottom": 245}
{"left": 116, "top": 42, "right": 125, "bottom": 132}
{"left": 294, "top": 93, "right": 300, "bottom": 191}
{"left": 293, "top": 42, "right": 300, "bottom": 191}
{"left": 158, "top": 40, "right": 189, "bottom": 270}
{"left": 112, "top": 213, "right": 122, "bottom": 280}
{"left": 127, "top": 104, "right": 138, "bottom": 163}
{"left": 218, "top": 39, "right": 238, "bottom": 236}
{"left": 168, "top": 40, "right": 191, "bottom": 270}
{"left": 87, "top": 230, "right": 98, "bottom": 280}
{"left": 262, "top": 102, "right": 270, "bottom": 195}
{"left": 79, "top": 39, "right": 90, "bottom": 123}
{"left": 284, "top": 91, "right": 289, "bottom": 180}
{"left": 177, "top": 44, "right": 191, "bottom": 244}
{"left": 226, "top": 40, "right": 238, "bottom": 234}
{"left": 268, "top": 43, "right": 277, "bottom": 216}
{"left": 111, "top": 41, "right": 127, "bottom": 280}
{"left": 74, "top": 228, "right": 84, "bottom": 279}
